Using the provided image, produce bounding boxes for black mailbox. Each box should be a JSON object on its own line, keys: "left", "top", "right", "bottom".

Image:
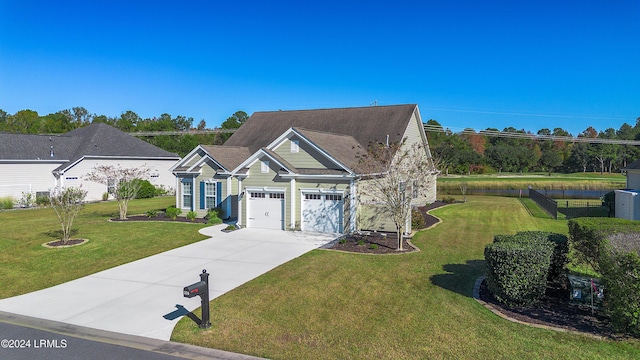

{"left": 183, "top": 281, "right": 206, "bottom": 298}
{"left": 182, "top": 269, "right": 211, "bottom": 328}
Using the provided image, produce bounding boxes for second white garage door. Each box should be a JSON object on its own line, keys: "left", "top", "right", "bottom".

{"left": 247, "top": 191, "right": 285, "bottom": 230}
{"left": 302, "top": 193, "right": 343, "bottom": 233}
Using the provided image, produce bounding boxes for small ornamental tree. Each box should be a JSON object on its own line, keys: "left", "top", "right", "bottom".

{"left": 356, "top": 139, "right": 436, "bottom": 250}
{"left": 85, "top": 164, "right": 151, "bottom": 220}
{"left": 50, "top": 187, "right": 87, "bottom": 244}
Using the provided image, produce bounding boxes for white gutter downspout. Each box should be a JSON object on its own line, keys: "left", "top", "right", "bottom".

{"left": 226, "top": 176, "right": 232, "bottom": 217}
{"left": 290, "top": 178, "right": 296, "bottom": 230}
{"left": 237, "top": 177, "right": 243, "bottom": 227}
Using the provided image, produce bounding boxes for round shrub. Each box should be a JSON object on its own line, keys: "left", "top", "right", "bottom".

{"left": 135, "top": 179, "right": 158, "bottom": 199}
{"left": 484, "top": 240, "right": 553, "bottom": 307}
{"left": 494, "top": 231, "right": 568, "bottom": 284}
{"left": 411, "top": 209, "right": 426, "bottom": 230}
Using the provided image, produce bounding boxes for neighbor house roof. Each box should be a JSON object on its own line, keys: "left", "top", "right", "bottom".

{"left": 623, "top": 159, "right": 640, "bottom": 171}
{"left": 0, "top": 133, "right": 80, "bottom": 161}
{"left": 0, "top": 123, "right": 180, "bottom": 173}
{"left": 224, "top": 104, "right": 418, "bottom": 154}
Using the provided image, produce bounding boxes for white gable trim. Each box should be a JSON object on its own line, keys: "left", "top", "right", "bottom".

{"left": 231, "top": 148, "right": 295, "bottom": 175}
{"left": 187, "top": 153, "right": 227, "bottom": 173}
{"left": 169, "top": 145, "right": 206, "bottom": 172}
{"left": 267, "top": 128, "right": 355, "bottom": 175}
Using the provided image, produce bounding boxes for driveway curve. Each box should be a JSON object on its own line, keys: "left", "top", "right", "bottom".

{"left": 0, "top": 225, "right": 337, "bottom": 340}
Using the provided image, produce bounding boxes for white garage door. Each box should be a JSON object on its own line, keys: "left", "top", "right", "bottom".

{"left": 302, "top": 193, "right": 343, "bottom": 233}
{"left": 247, "top": 191, "right": 284, "bottom": 230}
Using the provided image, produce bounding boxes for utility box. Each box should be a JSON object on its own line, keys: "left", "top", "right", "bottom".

{"left": 615, "top": 190, "right": 640, "bottom": 220}
{"left": 568, "top": 275, "right": 604, "bottom": 308}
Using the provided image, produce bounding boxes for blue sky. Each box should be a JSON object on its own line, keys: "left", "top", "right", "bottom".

{"left": 1, "top": 1, "right": 638, "bottom": 136}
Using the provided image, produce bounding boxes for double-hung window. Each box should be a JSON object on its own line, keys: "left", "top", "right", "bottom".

{"left": 182, "top": 181, "right": 192, "bottom": 209}
{"left": 205, "top": 182, "right": 217, "bottom": 209}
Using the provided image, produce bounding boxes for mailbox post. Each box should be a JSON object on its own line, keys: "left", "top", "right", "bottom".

{"left": 183, "top": 269, "right": 211, "bottom": 328}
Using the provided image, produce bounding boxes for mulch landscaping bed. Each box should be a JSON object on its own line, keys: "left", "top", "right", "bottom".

{"left": 327, "top": 201, "right": 450, "bottom": 254}
{"left": 110, "top": 213, "right": 207, "bottom": 224}
{"left": 478, "top": 279, "right": 634, "bottom": 339}
{"left": 44, "top": 239, "right": 87, "bottom": 247}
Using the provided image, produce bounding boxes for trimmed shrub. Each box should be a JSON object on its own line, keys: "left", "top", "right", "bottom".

{"left": 186, "top": 211, "right": 197, "bottom": 222}
{"left": 165, "top": 206, "right": 182, "bottom": 220}
{"left": 485, "top": 239, "right": 553, "bottom": 307}
{"left": 135, "top": 179, "right": 159, "bottom": 199}
{"left": 35, "top": 194, "right": 50, "bottom": 207}
{"left": 205, "top": 208, "right": 224, "bottom": 224}
{"left": 207, "top": 215, "right": 223, "bottom": 225}
{"left": 0, "top": 197, "right": 15, "bottom": 210}
{"left": 145, "top": 210, "right": 158, "bottom": 218}
{"left": 494, "top": 231, "right": 568, "bottom": 284}
{"left": 411, "top": 209, "right": 426, "bottom": 230}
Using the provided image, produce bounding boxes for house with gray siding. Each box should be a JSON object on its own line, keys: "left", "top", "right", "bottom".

{"left": 171, "top": 104, "right": 437, "bottom": 234}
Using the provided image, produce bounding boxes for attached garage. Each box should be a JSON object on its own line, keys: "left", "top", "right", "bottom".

{"left": 301, "top": 192, "right": 344, "bottom": 233}
{"left": 246, "top": 191, "right": 285, "bottom": 230}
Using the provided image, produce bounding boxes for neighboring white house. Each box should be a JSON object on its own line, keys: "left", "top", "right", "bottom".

{"left": 171, "top": 104, "right": 438, "bottom": 234}
{"left": 0, "top": 123, "right": 180, "bottom": 202}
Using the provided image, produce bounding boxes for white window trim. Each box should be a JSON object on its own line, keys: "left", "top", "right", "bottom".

{"left": 181, "top": 181, "right": 192, "bottom": 209}
{"left": 290, "top": 139, "right": 299, "bottom": 153}
{"left": 204, "top": 181, "right": 217, "bottom": 209}
{"left": 261, "top": 160, "right": 269, "bottom": 173}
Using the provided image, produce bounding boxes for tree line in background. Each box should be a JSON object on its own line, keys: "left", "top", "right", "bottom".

{"left": 0, "top": 107, "right": 247, "bottom": 157}
{"left": 426, "top": 119, "right": 640, "bottom": 175}
{"left": 3, "top": 106, "right": 639, "bottom": 174}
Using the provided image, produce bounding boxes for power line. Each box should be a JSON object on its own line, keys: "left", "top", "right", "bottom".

{"left": 129, "top": 129, "right": 236, "bottom": 137}
{"left": 423, "top": 124, "right": 640, "bottom": 146}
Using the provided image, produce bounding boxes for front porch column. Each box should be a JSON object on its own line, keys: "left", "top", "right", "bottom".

{"left": 350, "top": 179, "right": 357, "bottom": 232}
{"left": 290, "top": 178, "right": 296, "bottom": 230}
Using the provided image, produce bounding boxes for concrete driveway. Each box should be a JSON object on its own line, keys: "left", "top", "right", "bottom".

{"left": 0, "top": 225, "right": 337, "bottom": 341}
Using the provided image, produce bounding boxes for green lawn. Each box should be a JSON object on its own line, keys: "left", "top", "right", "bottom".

{"left": 172, "top": 196, "right": 639, "bottom": 359}
{"left": 0, "top": 197, "right": 209, "bottom": 299}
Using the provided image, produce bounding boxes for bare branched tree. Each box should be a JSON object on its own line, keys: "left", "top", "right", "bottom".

{"left": 50, "top": 187, "right": 88, "bottom": 244}
{"left": 84, "top": 165, "right": 151, "bottom": 220}
{"left": 356, "top": 139, "right": 436, "bottom": 250}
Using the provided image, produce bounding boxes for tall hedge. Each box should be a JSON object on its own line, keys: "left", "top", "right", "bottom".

{"left": 569, "top": 217, "right": 640, "bottom": 335}
{"left": 599, "top": 249, "right": 640, "bottom": 335}
{"left": 484, "top": 239, "right": 553, "bottom": 307}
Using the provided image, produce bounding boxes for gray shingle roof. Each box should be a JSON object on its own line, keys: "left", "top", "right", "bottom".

{"left": 0, "top": 123, "right": 179, "bottom": 173}
{"left": 295, "top": 127, "right": 364, "bottom": 169}
{"left": 224, "top": 104, "right": 417, "bottom": 154}
{"left": 201, "top": 145, "right": 252, "bottom": 171}
{"left": 624, "top": 159, "right": 640, "bottom": 171}
{"left": 0, "top": 133, "right": 80, "bottom": 161}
